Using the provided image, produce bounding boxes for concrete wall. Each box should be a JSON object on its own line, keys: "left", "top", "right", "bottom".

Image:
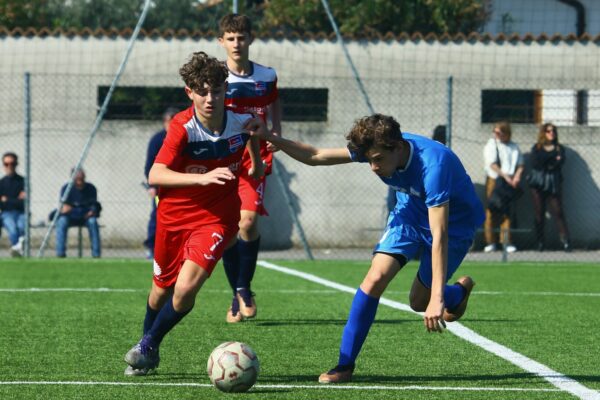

{"left": 1, "top": 35, "right": 599, "bottom": 250}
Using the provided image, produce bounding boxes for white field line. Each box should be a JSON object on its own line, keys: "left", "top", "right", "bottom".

{"left": 2, "top": 288, "right": 600, "bottom": 297}
{"left": 258, "top": 260, "right": 600, "bottom": 400}
{"left": 0, "top": 381, "right": 561, "bottom": 392}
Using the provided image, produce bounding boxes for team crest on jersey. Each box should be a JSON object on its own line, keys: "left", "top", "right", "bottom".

{"left": 228, "top": 135, "right": 244, "bottom": 153}
{"left": 255, "top": 81, "right": 267, "bottom": 96}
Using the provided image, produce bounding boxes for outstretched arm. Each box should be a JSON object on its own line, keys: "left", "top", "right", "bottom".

{"left": 425, "top": 203, "right": 449, "bottom": 333}
{"left": 245, "top": 119, "right": 351, "bottom": 166}
{"left": 149, "top": 163, "right": 235, "bottom": 188}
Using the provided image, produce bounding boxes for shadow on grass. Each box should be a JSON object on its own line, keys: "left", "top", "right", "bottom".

{"left": 254, "top": 319, "right": 413, "bottom": 327}
{"left": 260, "top": 372, "right": 543, "bottom": 385}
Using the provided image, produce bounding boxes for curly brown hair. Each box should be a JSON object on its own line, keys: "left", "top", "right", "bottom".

{"left": 179, "top": 52, "right": 228, "bottom": 93}
{"left": 346, "top": 114, "right": 403, "bottom": 156}
{"left": 219, "top": 13, "right": 252, "bottom": 37}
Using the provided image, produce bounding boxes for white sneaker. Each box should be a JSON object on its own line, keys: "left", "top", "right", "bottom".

{"left": 505, "top": 244, "right": 517, "bottom": 253}
{"left": 10, "top": 243, "right": 23, "bottom": 257}
{"left": 484, "top": 244, "right": 497, "bottom": 253}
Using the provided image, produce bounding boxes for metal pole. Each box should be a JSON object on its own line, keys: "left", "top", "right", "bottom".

{"left": 272, "top": 160, "right": 314, "bottom": 260}
{"left": 24, "top": 72, "right": 31, "bottom": 258}
{"left": 232, "top": 0, "right": 238, "bottom": 13}
{"left": 320, "top": 0, "right": 374, "bottom": 114}
{"left": 446, "top": 76, "right": 453, "bottom": 149}
{"left": 37, "top": 0, "right": 153, "bottom": 257}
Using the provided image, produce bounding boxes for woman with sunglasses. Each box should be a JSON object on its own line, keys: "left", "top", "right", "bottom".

{"left": 527, "top": 123, "right": 570, "bottom": 252}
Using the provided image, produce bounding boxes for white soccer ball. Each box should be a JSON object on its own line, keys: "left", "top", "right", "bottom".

{"left": 207, "top": 341, "right": 260, "bottom": 393}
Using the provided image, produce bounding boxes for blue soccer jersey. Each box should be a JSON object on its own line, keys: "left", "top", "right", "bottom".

{"left": 349, "top": 132, "right": 485, "bottom": 239}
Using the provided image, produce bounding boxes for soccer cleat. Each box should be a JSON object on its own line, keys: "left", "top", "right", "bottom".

{"left": 443, "top": 276, "right": 475, "bottom": 322}
{"left": 226, "top": 295, "right": 243, "bottom": 323}
{"left": 318, "top": 364, "right": 355, "bottom": 384}
{"left": 236, "top": 288, "right": 257, "bottom": 319}
{"left": 505, "top": 244, "right": 517, "bottom": 253}
{"left": 124, "top": 365, "right": 156, "bottom": 377}
{"left": 124, "top": 335, "right": 160, "bottom": 370}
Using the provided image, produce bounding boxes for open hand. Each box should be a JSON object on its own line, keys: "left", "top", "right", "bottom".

{"left": 198, "top": 167, "right": 235, "bottom": 186}
{"left": 424, "top": 300, "right": 446, "bottom": 333}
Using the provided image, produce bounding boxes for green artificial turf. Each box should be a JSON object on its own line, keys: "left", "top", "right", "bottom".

{"left": 0, "top": 258, "right": 598, "bottom": 399}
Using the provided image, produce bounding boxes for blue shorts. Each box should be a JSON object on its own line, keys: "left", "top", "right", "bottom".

{"left": 374, "top": 216, "right": 473, "bottom": 288}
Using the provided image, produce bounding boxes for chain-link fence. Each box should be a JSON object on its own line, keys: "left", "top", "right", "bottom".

{"left": 1, "top": 72, "right": 600, "bottom": 260}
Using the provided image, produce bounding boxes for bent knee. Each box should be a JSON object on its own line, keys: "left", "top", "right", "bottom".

{"left": 409, "top": 292, "right": 428, "bottom": 312}
{"left": 361, "top": 272, "right": 389, "bottom": 297}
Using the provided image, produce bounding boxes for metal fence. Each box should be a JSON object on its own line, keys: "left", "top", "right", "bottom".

{"left": 1, "top": 73, "right": 600, "bottom": 261}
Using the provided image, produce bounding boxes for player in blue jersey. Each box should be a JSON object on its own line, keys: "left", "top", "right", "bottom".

{"left": 247, "top": 114, "right": 485, "bottom": 383}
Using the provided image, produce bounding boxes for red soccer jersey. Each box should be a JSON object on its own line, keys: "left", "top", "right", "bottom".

{"left": 224, "top": 61, "right": 278, "bottom": 173}
{"left": 154, "top": 107, "right": 252, "bottom": 229}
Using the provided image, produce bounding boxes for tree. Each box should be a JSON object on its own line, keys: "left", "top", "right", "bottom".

{"left": 260, "top": 0, "right": 491, "bottom": 37}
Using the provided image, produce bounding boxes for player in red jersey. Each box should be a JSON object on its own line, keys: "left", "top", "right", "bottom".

{"left": 218, "top": 13, "right": 283, "bottom": 323}
{"left": 123, "top": 51, "right": 265, "bottom": 376}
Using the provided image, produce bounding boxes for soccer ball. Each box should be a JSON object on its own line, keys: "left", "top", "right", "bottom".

{"left": 207, "top": 341, "right": 260, "bottom": 393}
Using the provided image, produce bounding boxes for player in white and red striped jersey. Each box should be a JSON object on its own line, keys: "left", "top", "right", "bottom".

{"left": 123, "top": 51, "right": 265, "bottom": 376}
{"left": 218, "top": 13, "right": 282, "bottom": 323}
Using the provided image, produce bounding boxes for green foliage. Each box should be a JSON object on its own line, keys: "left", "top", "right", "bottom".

{"left": 261, "top": 0, "right": 491, "bottom": 36}
{"left": 0, "top": 0, "right": 490, "bottom": 36}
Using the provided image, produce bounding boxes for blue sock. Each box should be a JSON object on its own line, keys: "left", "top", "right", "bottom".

{"left": 236, "top": 237, "right": 260, "bottom": 290}
{"left": 222, "top": 243, "right": 240, "bottom": 295}
{"left": 338, "top": 288, "right": 379, "bottom": 367}
{"left": 143, "top": 301, "right": 159, "bottom": 335}
{"left": 444, "top": 284, "right": 467, "bottom": 310}
{"left": 146, "top": 297, "right": 192, "bottom": 347}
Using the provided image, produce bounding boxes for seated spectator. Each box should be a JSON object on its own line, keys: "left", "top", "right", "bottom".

{"left": 0, "top": 152, "right": 25, "bottom": 257}
{"left": 55, "top": 168, "right": 101, "bottom": 258}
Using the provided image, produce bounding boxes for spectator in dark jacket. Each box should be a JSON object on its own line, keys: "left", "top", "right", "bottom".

{"left": 0, "top": 152, "right": 25, "bottom": 256}
{"left": 55, "top": 168, "right": 101, "bottom": 258}
{"left": 527, "top": 123, "right": 570, "bottom": 252}
{"left": 143, "top": 107, "right": 178, "bottom": 259}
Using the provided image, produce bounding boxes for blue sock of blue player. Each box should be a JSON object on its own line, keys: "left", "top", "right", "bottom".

{"left": 143, "top": 300, "right": 159, "bottom": 335}
{"left": 338, "top": 287, "right": 379, "bottom": 367}
{"left": 443, "top": 283, "right": 467, "bottom": 310}
{"left": 236, "top": 237, "right": 260, "bottom": 290}
{"left": 222, "top": 242, "right": 240, "bottom": 295}
{"left": 145, "top": 297, "right": 191, "bottom": 348}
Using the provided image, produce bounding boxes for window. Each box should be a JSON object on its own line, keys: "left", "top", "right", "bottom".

{"left": 98, "top": 86, "right": 189, "bottom": 120}
{"left": 481, "top": 89, "right": 542, "bottom": 124}
{"left": 279, "top": 88, "right": 328, "bottom": 122}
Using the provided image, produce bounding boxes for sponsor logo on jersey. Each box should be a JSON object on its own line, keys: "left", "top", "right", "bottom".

{"left": 255, "top": 81, "right": 267, "bottom": 96}
{"left": 186, "top": 165, "right": 208, "bottom": 174}
{"left": 228, "top": 135, "right": 244, "bottom": 153}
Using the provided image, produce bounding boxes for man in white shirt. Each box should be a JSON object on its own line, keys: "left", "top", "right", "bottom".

{"left": 482, "top": 122, "right": 524, "bottom": 253}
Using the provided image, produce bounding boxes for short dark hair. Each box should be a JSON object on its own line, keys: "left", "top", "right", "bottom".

{"left": 179, "top": 52, "right": 228, "bottom": 93}
{"left": 162, "top": 107, "right": 179, "bottom": 120}
{"left": 346, "top": 114, "right": 403, "bottom": 157}
{"left": 2, "top": 152, "right": 18, "bottom": 164}
{"left": 219, "top": 13, "right": 252, "bottom": 37}
{"left": 432, "top": 125, "right": 447, "bottom": 145}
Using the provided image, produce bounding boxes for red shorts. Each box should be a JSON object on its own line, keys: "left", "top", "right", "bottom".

{"left": 153, "top": 222, "right": 238, "bottom": 288}
{"left": 238, "top": 174, "right": 268, "bottom": 216}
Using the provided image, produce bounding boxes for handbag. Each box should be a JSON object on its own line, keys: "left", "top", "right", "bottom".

{"left": 488, "top": 177, "right": 521, "bottom": 214}
{"left": 527, "top": 169, "right": 560, "bottom": 195}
